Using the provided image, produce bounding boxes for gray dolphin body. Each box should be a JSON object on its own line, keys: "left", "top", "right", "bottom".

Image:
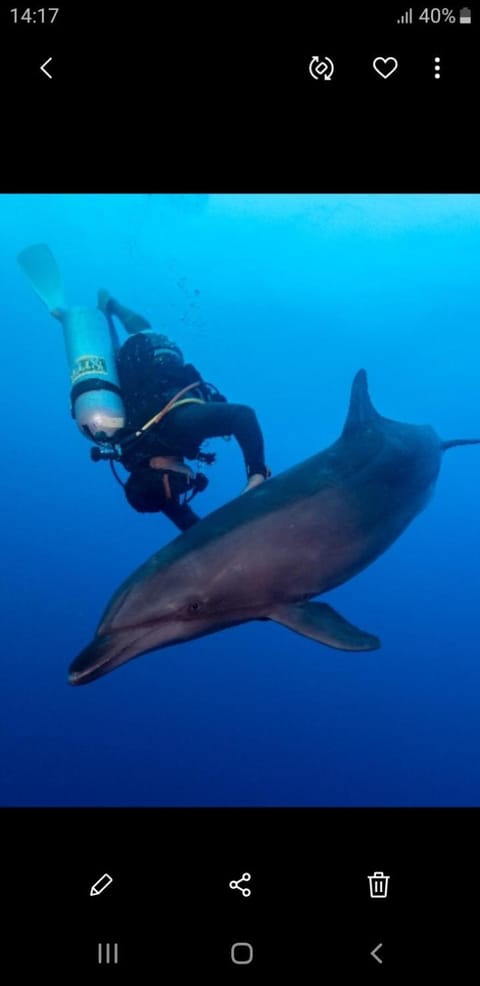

{"left": 69, "top": 370, "right": 479, "bottom": 685}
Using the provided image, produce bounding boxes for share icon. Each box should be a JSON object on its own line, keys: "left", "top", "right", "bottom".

{"left": 229, "top": 872, "right": 252, "bottom": 897}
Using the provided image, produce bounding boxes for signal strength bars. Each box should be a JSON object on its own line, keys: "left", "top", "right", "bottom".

{"left": 397, "top": 7, "right": 413, "bottom": 23}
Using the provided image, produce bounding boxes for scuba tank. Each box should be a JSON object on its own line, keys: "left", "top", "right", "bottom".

{"left": 17, "top": 244, "right": 125, "bottom": 442}
{"left": 63, "top": 306, "right": 125, "bottom": 440}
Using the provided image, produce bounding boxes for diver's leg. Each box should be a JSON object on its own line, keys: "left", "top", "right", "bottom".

{"left": 161, "top": 402, "right": 269, "bottom": 483}
{"left": 97, "top": 289, "right": 151, "bottom": 333}
{"left": 162, "top": 498, "right": 201, "bottom": 531}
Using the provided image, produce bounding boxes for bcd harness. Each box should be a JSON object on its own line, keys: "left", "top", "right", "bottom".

{"left": 91, "top": 380, "right": 213, "bottom": 503}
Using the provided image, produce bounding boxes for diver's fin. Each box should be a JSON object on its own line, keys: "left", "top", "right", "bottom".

{"left": 17, "top": 243, "right": 64, "bottom": 313}
{"left": 268, "top": 600, "right": 381, "bottom": 651}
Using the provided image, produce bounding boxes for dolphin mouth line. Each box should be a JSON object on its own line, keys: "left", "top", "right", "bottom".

{"left": 102, "top": 601, "right": 272, "bottom": 636}
{"left": 69, "top": 625, "right": 157, "bottom": 685}
{"left": 69, "top": 604, "right": 273, "bottom": 685}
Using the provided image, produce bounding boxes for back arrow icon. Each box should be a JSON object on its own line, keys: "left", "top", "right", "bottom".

{"left": 40, "top": 57, "right": 53, "bottom": 79}
{"left": 370, "top": 943, "right": 383, "bottom": 964}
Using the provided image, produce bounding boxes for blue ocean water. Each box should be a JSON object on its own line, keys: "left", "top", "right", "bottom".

{"left": 1, "top": 193, "right": 480, "bottom": 806}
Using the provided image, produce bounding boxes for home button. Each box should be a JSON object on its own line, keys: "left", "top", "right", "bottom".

{"left": 231, "top": 942, "right": 254, "bottom": 965}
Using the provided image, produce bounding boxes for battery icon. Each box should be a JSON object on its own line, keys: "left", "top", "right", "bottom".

{"left": 459, "top": 7, "right": 472, "bottom": 23}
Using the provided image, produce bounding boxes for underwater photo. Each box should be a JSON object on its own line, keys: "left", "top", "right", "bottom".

{"left": 2, "top": 193, "right": 479, "bottom": 806}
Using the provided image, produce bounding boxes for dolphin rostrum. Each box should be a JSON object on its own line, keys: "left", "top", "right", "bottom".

{"left": 69, "top": 370, "right": 480, "bottom": 685}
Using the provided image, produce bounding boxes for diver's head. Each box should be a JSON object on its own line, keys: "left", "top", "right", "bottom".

{"left": 145, "top": 331, "right": 184, "bottom": 368}
{"left": 118, "top": 331, "right": 184, "bottom": 371}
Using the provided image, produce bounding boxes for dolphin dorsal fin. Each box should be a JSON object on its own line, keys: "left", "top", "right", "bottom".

{"left": 342, "top": 369, "right": 380, "bottom": 436}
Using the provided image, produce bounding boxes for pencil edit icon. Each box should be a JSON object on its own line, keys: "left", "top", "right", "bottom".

{"left": 90, "top": 873, "right": 113, "bottom": 897}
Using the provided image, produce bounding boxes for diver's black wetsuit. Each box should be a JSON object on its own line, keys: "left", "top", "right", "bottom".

{"left": 162, "top": 496, "right": 200, "bottom": 531}
{"left": 155, "top": 401, "right": 267, "bottom": 479}
{"left": 107, "top": 298, "right": 268, "bottom": 531}
{"left": 123, "top": 464, "right": 201, "bottom": 531}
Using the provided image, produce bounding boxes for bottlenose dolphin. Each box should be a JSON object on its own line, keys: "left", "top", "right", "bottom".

{"left": 69, "top": 370, "right": 479, "bottom": 685}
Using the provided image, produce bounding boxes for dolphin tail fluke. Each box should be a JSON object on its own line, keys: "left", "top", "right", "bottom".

{"left": 342, "top": 369, "right": 381, "bottom": 437}
{"left": 268, "top": 601, "right": 381, "bottom": 651}
{"left": 441, "top": 438, "right": 480, "bottom": 450}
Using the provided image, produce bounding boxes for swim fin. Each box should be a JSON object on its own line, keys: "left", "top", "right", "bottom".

{"left": 17, "top": 243, "right": 64, "bottom": 313}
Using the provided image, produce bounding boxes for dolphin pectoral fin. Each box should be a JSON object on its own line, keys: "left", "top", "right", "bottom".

{"left": 268, "top": 601, "right": 381, "bottom": 651}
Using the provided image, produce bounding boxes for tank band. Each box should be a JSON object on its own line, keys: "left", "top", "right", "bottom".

{"left": 70, "top": 378, "right": 123, "bottom": 410}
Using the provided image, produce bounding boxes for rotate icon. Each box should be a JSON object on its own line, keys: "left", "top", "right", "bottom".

{"left": 309, "top": 56, "right": 335, "bottom": 81}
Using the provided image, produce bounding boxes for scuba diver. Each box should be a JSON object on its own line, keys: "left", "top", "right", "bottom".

{"left": 96, "top": 290, "right": 270, "bottom": 531}
{"left": 17, "top": 243, "right": 270, "bottom": 533}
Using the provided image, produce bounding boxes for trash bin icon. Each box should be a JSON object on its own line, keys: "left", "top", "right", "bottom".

{"left": 368, "top": 871, "right": 390, "bottom": 898}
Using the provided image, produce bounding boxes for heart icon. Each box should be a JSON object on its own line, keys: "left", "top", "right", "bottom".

{"left": 373, "top": 57, "right": 398, "bottom": 79}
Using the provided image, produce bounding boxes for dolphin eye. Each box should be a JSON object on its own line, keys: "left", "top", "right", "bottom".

{"left": 188, "top": 601, "right": 202, "bottom": 614}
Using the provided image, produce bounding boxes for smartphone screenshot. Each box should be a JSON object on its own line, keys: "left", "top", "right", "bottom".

{"left": 1, "top": 5, "right": 478, "bottom": 978}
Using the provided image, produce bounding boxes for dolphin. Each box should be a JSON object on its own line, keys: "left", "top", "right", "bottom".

{"left": 69, "top": 370, "right": 480, "bottom": 685}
